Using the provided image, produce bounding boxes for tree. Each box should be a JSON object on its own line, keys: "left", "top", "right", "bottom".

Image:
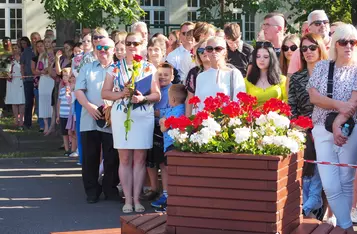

{"left": 41, "top": 0, "right": 144, "bottom": 44}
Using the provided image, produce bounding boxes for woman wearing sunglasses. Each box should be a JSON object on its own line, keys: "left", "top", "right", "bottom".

{"left": 288, "top": 33, "right": 328, "bottom": 221}
{"left": 244, "top": 41, "right": 287, "bottom": 106}
{"left": 185, "top": 38, "right": 211, "bottom": 116}
{"left": 279, "top": 34, "right": 300, "bottom": 76}
{"left": 102, "top": 32, "right": 160, "bottom": 214}
{"left": 307, "top": 24, "right": 357, "bottom": 233}
{"left": 194, "top": 36, "right": 245, "bottom": 112}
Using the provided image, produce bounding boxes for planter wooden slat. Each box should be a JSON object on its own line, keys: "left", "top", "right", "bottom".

{"left": 120, "top": 214, "right": 141, "bottom": 224}
{"left": 138, "top": 214, "right": 167, "bottom": 233}
{"left": 328, "top": 227, "right": 347, "bottom": 234}
{"left": 268, "top": 152, "right": 302, "bottom": 170}
{"left": 175, "top": 227, "right": 268, "bottom": 234}
{"left": 310, "top": 223, "right": 334, "bottom": 234}
{"left": 130, "top": 213, "right": 163, "bottom": 228}
{"left": 281, "top": 216, "right": 303, "bottom": 234}
{"left": 167, "top": 206, "right": 279, "bottom": 222}
{"left": 146, "top": 223, "right": 166, "bottom": 234}
{"left": 168, "top": 179, "right": 300, "bottom": 202}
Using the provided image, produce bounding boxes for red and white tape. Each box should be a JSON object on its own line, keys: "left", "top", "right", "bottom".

{"left": 304, "top": 160, "right": 357, "bottom": 169}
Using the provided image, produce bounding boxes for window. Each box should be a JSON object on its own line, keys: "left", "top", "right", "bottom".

{"left": 0, "top": 0, "right": 23, "bottom": 39}
{"left": 243, "top": 14, "right": 255, "bottom": 42}
{"left": 187, "top": 0, "right": 200, "bottom": 21}
{"left": 140, "top": 0, "right": 166, "bottom": 27}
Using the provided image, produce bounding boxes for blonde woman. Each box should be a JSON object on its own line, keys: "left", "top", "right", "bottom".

{"left": 195, "top": 36, "right": 245, "bottom": 111}
{"left": 37, "top": 37, "right": 55, "bottom": 134}
{"left": 280, "top": 34, "right": 300, "bottom": 76}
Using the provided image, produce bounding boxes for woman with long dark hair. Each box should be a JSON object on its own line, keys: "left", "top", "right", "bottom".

{"left": 245, "top": 41, "right": 287, "bottom": 106}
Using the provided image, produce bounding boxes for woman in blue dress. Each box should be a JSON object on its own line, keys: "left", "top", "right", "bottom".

{"left": 102, "top": 32, "right": 160, "bottom": 213}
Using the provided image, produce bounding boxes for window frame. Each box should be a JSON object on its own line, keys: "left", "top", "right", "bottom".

{"left": 140, "top": 0, "right": 166, "bottom": 26}
{"left": 0, "top": 0, "right": 24, "bottom": 40}
{"left": 187, "top": 0, "right": 200, "bottom": 21}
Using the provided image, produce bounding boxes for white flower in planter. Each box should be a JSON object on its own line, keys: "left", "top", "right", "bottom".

{"left": 202, "top": 117, "right": 221, "bottom": 132}
{"left": 255, "top": 114, "right": 268, "bottom": 126}
{"left": 168, "top": 129, "right": 188, "bottom": 143}
{"left": 262, "top": 135, "right": 299, "bottom": 153}
{"left": 288, "top": 129, "right": 306, "bottom": 143}
{"left": 228, "top": 118, "right": 242, "bottom": 127}
{"left": 267, "top": 111, "right": 290, "bottom": 129}
{"left": 233, "top": 127, "right": 251, "bottom": 144}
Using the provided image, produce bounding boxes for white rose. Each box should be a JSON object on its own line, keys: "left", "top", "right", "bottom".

{"left": 233, "top": 127, "right": 251, "bottom": 144}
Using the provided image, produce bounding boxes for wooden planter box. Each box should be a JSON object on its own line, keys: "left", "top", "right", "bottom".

{"left": 166, "top": 151, "right": 304, "bottom": 234}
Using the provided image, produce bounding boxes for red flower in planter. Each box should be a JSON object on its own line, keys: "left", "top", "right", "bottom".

{"left": 204, "top": 96, "right": 221, "bottom": 112}
{"left": 237, "top": 92, "right": 257, "bottom": 107}
{"left": 263, "top": 98, "right": 292, "bottom": 117}
{"left": 221, "top": 102, "right": 241, "bottom": 118}
{"left": 165, "top": 115, "right": 192, "bottom": 131}
{"left": 188, "top": 96, "right": 201, "bottom": 109}
{"left": 291, "top": 116, "right": 313, "bottom": 129}
{"left": 251, "top": 110, "right": 262, "bottom": 119}
{"left": 192, "top": 111, "right": 209, "bottom": 128}
{"left": 216, "top": 92, "right": 230, "bottom": 105}
{"left": 133, "top": 54, "right": 143, "bottom": 62}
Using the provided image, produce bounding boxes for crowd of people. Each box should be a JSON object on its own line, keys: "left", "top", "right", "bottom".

{"left": 1, "top": 8, "right": 357, "bottom": 232}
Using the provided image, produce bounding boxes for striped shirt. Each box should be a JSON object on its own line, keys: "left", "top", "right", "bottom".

{"left": 58, "top": 86, "right": 71, "bottom": 118}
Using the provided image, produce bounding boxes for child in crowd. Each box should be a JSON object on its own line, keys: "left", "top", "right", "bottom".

{"left": 56, "top": 67, "right": 77, "bottom": 156}
{"left": 65, "top": 74, "right": 78, "bottom": 157}
{"left": 143, "top": 63, "right": 174, "bottom": 201}
{"left": 71, "top": 42, "right": 83, "bottom": 78}
{"left": 151, "top": 83, "right": 187, "bottom": 211}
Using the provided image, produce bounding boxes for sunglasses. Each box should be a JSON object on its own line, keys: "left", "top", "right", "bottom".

{"left": 255, "top": 41, "right": 273, "bottom": 49}
{"left": 310, "top": 20, "right": 329, "bottom": 27}
{"left": 337, "top": 39, "right": 357, "bottom": 47}
{"left": 93, "top": 35, "right": 105, "bottom": 40}
{"left": 96, "top": 45, "right": 113, "bottom": 51}
{"left": 125, "top": 41, "right": 142, "bottom": 47}
{"left": 282, "top": 45, "right": 298, "bottom": 52}
{"left": 197, "top": 48, "right": 205, "bottom": 54}
{"left": 301, "top": 44, "right": 318, "bottom": 52}
{"left": 205, "top": 46, "right": 225, "bottom": 53}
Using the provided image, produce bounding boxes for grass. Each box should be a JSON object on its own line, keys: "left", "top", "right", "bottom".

{"left": 0, "top": 116, "right": 41, "bottom": 137}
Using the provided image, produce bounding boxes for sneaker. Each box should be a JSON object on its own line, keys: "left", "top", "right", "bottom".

{"left": 69, "top": 152, "right": 79, "bottom": 157}
{"left": 151, "top": 194, "right": 167, "bottom": 208}
{"left": 326, "top": 215, "right": 337, "bottom": 226}
{"left": 155, "top": 206, "right": 167, "bottom": 213}
{"left": 64, "top": 151, "right": 71, "bottom": 157}
{"left": 351, "top": 207, "right": 357, "bottom": 224}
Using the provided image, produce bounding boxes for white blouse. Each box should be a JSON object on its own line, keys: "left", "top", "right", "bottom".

{"left": 195, "top": 67, "right": 246, "bottom": 112}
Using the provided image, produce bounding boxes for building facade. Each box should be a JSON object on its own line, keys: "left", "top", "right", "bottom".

{"left": 0, "top": 0, "right": 264, "bottom": 42}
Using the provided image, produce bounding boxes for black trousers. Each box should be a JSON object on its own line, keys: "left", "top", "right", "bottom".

{"left": 81, "top": 130, "right": 119, "bottom": 198}
{"left": 23, "top": 81, "right": 34, "bottom": 127}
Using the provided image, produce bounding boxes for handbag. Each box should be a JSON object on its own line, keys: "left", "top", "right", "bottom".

{"left": 324, "top": 61, "right": 355, "bottom": 136}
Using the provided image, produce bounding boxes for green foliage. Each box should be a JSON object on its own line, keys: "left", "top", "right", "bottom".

{"left": 41, "top": 0, "right": 145, "bottom": 29}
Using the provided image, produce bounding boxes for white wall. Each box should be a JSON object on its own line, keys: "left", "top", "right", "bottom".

{"left": 23, "top": 0, "right": 53, "bottom": 38}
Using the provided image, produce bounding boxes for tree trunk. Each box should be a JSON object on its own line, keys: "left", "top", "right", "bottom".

{"left": 352, "top": 0, "right": 357, "bottom": 26}
{"left": 55, "top": 19, "right": 76, "bottom": 47}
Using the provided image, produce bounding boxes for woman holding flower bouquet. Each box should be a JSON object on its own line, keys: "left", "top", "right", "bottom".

{"left": 194, "top": 36, "right": 245, "bottom": 112}
{"left": 102, "top": 32, "right": 160, "bottom": 213}
{"left": 307, "top": 24, "right": 357, "bottom": 232}
{"left": 244, "top": 41, "right": 287, "bottom": 107}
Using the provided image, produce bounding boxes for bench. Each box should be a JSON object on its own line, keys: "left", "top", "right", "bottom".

{"left": 120, "top": 213, "right": 348, "bottom": 234}
{"left": 51, "top": 228, "right": 121, "bottom": 234}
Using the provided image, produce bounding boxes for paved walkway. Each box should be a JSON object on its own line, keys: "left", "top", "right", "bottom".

{"left": 0, "top": 157, "right": 154, "bottom": 234}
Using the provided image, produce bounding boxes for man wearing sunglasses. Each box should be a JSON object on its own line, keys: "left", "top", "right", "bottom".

{"left": 288, "top": 10, "right": 331, "bottom": 77}
{"left": 224, "top": 23, "right": 253, "bottom": 77}
{"left": 262, "top": 12, "right": 286, "bottom": 58}
{"left": 167, "top": 21, "right": 196, "bottom": 83}
{"left": 75, "top": 38, "right": 120, "bottom": 204}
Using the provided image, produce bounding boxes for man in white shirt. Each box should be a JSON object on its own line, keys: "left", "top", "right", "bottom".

{"left": 167, "top": 21, "right": 196, "bottom": 83}
{"left": 261, "top": 12, "right": 286, "bottom": 58}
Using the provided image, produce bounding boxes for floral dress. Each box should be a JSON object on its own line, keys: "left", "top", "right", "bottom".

{"left": 108, "top": 59, "right": 156, "bottom": 149}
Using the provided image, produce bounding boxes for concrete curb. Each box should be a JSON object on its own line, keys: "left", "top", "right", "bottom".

{"left": 0, "top": 125, "right": 19, "bottom": 150}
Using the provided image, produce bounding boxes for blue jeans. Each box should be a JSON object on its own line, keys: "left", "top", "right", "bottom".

{"left": 33, "top": 88, "right": 44, "bottom": 129}
{"left": 75, "top": 100, "right": 83, "bottom": 164}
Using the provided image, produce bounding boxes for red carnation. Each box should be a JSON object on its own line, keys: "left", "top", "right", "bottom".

{"left": 192, "top": 111, "right": 209, "bottom": 128}
{"left": 188, "top": 96, "right": 201, "bottom": 109}
{"left": 203, "top": 96, "right": 221, "bottom": 113}
{"left": 133, "top": 54, "right": 143, "bottom": 62}
{"left": 221, "top": 102, "right": 242, "bottom": 118}
{"left": 291, "top": 116, "right": 313, "bottom": 129}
